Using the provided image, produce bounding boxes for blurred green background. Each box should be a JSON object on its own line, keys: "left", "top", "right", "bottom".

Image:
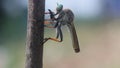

{"left": 0, "top": 0, "right": 120, "bottom": 68}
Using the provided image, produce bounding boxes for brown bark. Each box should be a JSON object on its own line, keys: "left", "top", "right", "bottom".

{"left": 26, "top": 0, "right": 45, "bottom": 68}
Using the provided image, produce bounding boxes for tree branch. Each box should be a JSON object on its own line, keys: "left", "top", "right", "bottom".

{"left": 25, "top": 0, "right": 45, "bottom": 68}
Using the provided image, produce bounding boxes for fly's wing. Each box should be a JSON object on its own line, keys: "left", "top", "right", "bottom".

{"left": 64, "top": 9, "right": 80, "bottom": 53}
{"left": 67, "top": 23, "right": 80, "bottom": 53}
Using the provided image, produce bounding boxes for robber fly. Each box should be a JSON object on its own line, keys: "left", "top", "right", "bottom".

{"left": 44, "top": 4, "right": 80, "bottom": 53}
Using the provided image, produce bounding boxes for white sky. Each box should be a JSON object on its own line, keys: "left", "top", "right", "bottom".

{"left": 8, "top": 0, "right": 103, "bottom": 18}
{"left": 45, "top": 0, "right": 103, "bottom": 18}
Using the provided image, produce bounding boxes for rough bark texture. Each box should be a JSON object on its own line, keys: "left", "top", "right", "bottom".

{"left": 26, "top": 0, "right": 45, "bottom": 68}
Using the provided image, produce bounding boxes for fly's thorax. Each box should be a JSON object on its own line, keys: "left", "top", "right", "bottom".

{"left": 57, "top": 9, "right": 74, "bottom": 25}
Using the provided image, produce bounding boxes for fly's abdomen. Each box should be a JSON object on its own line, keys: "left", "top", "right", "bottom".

{"left": 67, "top": 23, "right": 80, "bottom": 53}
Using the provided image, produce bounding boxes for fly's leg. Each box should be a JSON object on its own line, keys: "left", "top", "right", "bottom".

{"left": 44, "top": 21, "right": 55, "bottom": 28}
{"left": 43, "top": 37, "right": 62, "bottom": 43}
{"left": 56, "top": 27, "right": 59, "bottom": 39}
{"left": 56, "top": 23, "right": 61, "bottom": 38}
{"left": 49, "top": 23, "right": 63, "bottom": 42}
{"left": 56, "top": 24, "right": 63, "bottom": 42}
{"left": 44, "top": 23, "right": 63, "bottom": 43}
